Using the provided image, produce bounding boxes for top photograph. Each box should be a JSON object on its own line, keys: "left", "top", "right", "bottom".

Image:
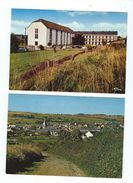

{"left": 10, "top": 9, "right": 127, "bottom": 93}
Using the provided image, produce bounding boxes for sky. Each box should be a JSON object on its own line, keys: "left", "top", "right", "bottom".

{"left": 8, "top": 94, "right": 125, "bottom": 115}
{"left": 11, "top": 9, "right": 127, "bottom": 37}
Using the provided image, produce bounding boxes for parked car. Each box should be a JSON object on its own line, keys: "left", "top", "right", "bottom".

{"left": 18, "top": 47, "right": 28, "bottom": 53}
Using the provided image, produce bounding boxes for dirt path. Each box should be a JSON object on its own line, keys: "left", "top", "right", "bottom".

{"left": 21, "top": 152, "right": 86, "bottom": 177}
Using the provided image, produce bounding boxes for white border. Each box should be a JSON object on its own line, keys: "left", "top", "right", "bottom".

{"left": 0, "top": 0, "right": 133, "bottom": 183}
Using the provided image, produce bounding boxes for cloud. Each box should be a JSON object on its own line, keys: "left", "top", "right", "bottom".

{"left": 67, "top": 11, "right": 93, "bottom": 17}
{"left": 60, "top": 21, "right": 127, "bottom": 37}
{"left": 11, "top": 20, "right": 30, "bottom": 34}
{"left": 89, "top": 22, "right": 127, "bottom": 37}
{"left": 11, "top": 19, "right": 127, "bottom": 37}
{"left": 59, "top": 21, "right": 86, "bottom": 31}
{"left": 57, "top": 10, "right": 108, "bottom": 17}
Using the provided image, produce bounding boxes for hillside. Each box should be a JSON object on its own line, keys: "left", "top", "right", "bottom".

{"left": 10, "top": 45, "right": 126, "bottom": 93}
{"left": 8, "top": 111, "right": 124, "bottom": 125}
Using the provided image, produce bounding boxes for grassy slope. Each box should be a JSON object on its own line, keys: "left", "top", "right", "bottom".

{"left": 50, "top": 127, "right": 123, "bottom": 178}
{"left": 10, "top": 49, "right": 80, "bottom": 89}
{"left": 15, "top": 45, "right": 126, "bottom": 92}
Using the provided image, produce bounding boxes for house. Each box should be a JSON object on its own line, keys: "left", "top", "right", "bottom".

{"left": 75, "top": 31, "right": 118, "bottom": 46}
{"left": 85, "top": 131, "right": 93, "bottom": 138}
{"left": 27, "top": 19, "right": 74, "bottom": 49}
{"left": 38, "top": 127, "right": 60, "bottom": 136}
{"left": 80, "top": 129, "right": 93, "bottom": 139}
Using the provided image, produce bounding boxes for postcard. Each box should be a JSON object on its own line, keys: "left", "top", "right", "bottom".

{"left": 0, "top": 0, "right": 133, "bottom": 183}
{"left": 10, "top": 9, "right": 127, "bottom": 93}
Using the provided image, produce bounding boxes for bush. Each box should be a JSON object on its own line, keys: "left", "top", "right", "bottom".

{"left": 6, "top": 144, "right": 43, "bottom": 174}
{"left": 10, "top": 34, "right": 20, "bottom": 53}
{"left": 39, "top": 45, "right": 44, "bottom": 50}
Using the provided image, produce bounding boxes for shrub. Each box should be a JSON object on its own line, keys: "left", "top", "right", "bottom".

{"left": 6, "top": 144, "right": 43, "bottom": 174}
{"left": 10, "top": 34, "right": 20, "bottom": 53}
{"left": 39, "top": 45, "right": 44, "bottom": 50}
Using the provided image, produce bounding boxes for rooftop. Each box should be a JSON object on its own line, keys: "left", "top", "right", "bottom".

{"left": 33, "top": 19, "right": 73, "bottom": 33}
{"left": 75, "top": 31, "right": 118, "bottom": 35}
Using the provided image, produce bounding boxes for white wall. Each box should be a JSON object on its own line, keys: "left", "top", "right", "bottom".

{"left": 47, "top": 28, "right": 50, "bottom": 44}
{"left": 27, "top": 22, "right": 48, "bottom": 47}
{"left": 52, "top": 29, "right": 56, "bottom": 45}
{"left": 62, "top": 32, "right": 65, "bottom": 45}
{"left": 57, "top": 30, "right": 61, "bottom": 45}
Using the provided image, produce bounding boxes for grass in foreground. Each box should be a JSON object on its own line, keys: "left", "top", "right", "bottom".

{"left": 10, "top": 45, "right": 126, "bottom": 93}
{"left": 10, "top": 49, "right": 80, "bottom": 89}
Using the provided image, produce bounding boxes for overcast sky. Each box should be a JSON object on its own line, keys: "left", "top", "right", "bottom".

{"left": 8, "top": 94, "right": 125, "bottom": 115}
{"left": 11, "top": 9, "right": 127, "bottom": 37}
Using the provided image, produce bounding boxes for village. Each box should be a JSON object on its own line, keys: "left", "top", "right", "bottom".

{"left": 7, "top": 116, "right": 124, "bottom": 144}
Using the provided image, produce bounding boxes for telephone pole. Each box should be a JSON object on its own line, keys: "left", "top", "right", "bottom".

{"left": 24, "top": 27, "right": 26, "bottom": 49}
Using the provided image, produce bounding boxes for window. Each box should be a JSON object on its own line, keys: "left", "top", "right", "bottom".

{"left": 35, "top": 34, "right": 38, "bottom": 39}
{"left": 35, "top": 28, "right": 38, "bottom": 39}
{"left": 35, "top": 28, "right": 38, "bottom": 33}
{"left": 35, "top": 41, "right": 38, "bottom": 46}
{"left": 49, "top": 29, "right": 52, "bottom": 44}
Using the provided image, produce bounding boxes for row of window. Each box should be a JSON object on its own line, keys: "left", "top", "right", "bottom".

{"left": 84, "top": 35, "right": 114, "bottom": 39}
{"left": 85, "top": 41, "right": 102, "bottom": 45}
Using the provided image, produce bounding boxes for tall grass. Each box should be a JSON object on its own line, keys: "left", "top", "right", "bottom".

{"left": 10, "top": 49, "right": 80, "bottom": 89}
{"left": 14, "top": 45, "right": 126, "bottom": 93}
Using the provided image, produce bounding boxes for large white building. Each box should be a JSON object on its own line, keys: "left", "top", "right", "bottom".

{"left": 75, "top": 31, "right": 118, "bottom": 46}
{"left": 27, "top": 19, "right": 74, "bottom": 48}
{"left": 27, "top": 19, "right": 118, "bottom": 49}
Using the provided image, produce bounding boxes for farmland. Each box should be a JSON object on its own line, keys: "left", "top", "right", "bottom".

{"left": 9, "top": 45, "right": 126, "bottom": 93}
{"left": 7, "top": 111, "right": 124, "bottom": 177}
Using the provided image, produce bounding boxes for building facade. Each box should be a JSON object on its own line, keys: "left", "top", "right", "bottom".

{"left": 75, "top": 31, "right": 118, "bottom": 46}
{"left": 27, "top": 19, "right": 118, "bottom": 48}
{"left": 27, "top": 19, "right": 74, "bottom": 48}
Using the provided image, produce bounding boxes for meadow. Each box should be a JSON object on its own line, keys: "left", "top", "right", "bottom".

{"left": 9, "top": 45, "right": 126, "bottom": 93}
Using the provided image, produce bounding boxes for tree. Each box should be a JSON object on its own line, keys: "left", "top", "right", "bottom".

{"left": 71, "top": 129, "right": 82, "bottom": 142}
{"left": 39, "top": 45, "right": 44, "bottom": 50}
{"left": 59, "top": 130, "right": 71, "bottom": 141}
{"left": 52, "top": 44, "right": 57, "bottom": 53}
{"left": 10, "top": 34, "right": 20, "bottom": 53}
{"left": 72, "top": 34, "right": 85, "bottom": 46}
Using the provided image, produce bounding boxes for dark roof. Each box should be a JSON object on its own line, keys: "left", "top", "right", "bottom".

{"left": 33, "top": 19, "right": 73, "bottom": 33}
{"left": 75, "top": 31, "right": 118, "bottom": 35}
{"left": 38, "top": 127, "right": 60, "bottom": 133}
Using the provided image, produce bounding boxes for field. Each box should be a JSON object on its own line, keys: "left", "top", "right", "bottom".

{"left": 7, "top": 111, "right": 124, "bottom": 177}
{"left": 9, "top": 45, "right": 126, "bottom": 93}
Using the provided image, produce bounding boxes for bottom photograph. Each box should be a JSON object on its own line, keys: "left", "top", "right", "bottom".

{"left": 6, "top": 94, "right": 124, "bottom": 178}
